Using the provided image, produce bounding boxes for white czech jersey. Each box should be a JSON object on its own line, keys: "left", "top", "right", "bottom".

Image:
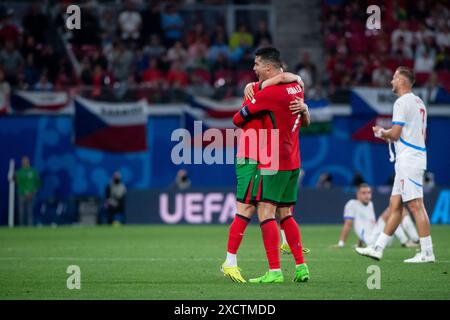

{"left": 343, "top": 199, "right": 376, "bottom": 242}
{"left": 392, "top": 92, "right": 427, "bottom": 170}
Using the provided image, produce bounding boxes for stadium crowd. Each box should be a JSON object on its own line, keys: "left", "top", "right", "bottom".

{"left": 321, "top": 0, "right": 450, "bottom": 99}
{"left": 0, "top": 0, "right": 449, "bottom": 103}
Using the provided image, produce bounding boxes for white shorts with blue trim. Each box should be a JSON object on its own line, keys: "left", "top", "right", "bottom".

{"left": 392, "top": 165, "right": 424, "bottom": 202}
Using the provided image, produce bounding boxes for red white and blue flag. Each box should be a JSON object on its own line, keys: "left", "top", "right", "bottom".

{"left": 10, "top": 91, "right": 69, "bottom": 113}
{"left": 74, "top": 96, "right": 148, "bottom": 152}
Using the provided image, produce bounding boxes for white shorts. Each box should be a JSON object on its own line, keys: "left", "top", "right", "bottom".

{"left": 354, "top": 222, "right": 375, "bottom": 245}
{"left": 392, "top": 165, "right": 424, "bottom": 202}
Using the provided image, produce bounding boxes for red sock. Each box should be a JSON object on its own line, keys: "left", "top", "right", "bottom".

{"left": 227, "top": 214, "right": 250, "bottom": 254}
{"left": 281, "top": 215, "right": 304, "bottom": 265}
{"left": 260, "top": 219, "right": 281, "bottom": 270}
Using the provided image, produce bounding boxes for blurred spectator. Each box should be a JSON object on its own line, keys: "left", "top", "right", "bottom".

{"left": 104, "top": 171, "right": 127, "bottom": 225}
{"left": 414, "top": 48, "right": 435, "bottom": 73}
{"left": 254, "top": 20, "right": 272, "bottom": 48}
{"left": 23, "top": 53, "right": 39, "bottom": 87}
{"left": 435, "top": 47, "right": 450, "bottom": 71}
{"left": 186, "top": 22, "right": 209, "bottom": 47}
{"left": 118, "top": 1, "right": 142, "bottom": 43}
{"left": 295, "top": 52, "right": 317, "bottom": 89}
{"left": 436, "top": 25, "right": 450, "bottom": 50}
{"left": 20, "top": 35, "right": 40, "bottom": 61}
{"left": 110, "top": 41, "right": 135, "bottom": 82}
{"left": 392, "top": 36, "right": 413, "bottom": 59}
{"left": 90, "top": 47, "right": 108, "bottom": 71}
{"left": 174, "top": 169, "right": 191, "bottom": 190}
{"left": 186, "top": 71, "right": 214, "bottom": 97}
{"left": 372, "top": 59, "right": 393, "bottom": 87}
{"left": 99, "top": 8, "right": 117, "bottom": 47}
{"left": 316, "top": 172, "right": 333, "bottom": 189}
{"left": 33, "top": 72, "right": 53, "bottom": 91}
{"left": 391, "top": 21, "right": 413, "bottom": 48}
{"left": 37, "top": 45, "right": 60, "bottom": 82}
{"left": 141, "top": 58, "right": 165, "bottom": 87}
{"left": 207, "top": 32, "right": 230, "bottom": 63}
{"left": 230, "top": 37, "right": 250, "bottom": 63}
{"left": 210, "top": 24, "right": 228, "bottom": 46}
{"left": 423, "top": 171, "right": 435, "bottom": 193}
{"left": 0, "top": 41, "right": 24, "bottom": 85}
{"left": 167, "top": 41, "right": 187, "bottom": 64}
{"left": 141, "top": 3, "right": 162, "bottom": 40}
{"left": 236, "top": 48, "right": 253, "bottom": 71}
{"left": 166, "top": 61, "right": 189, "bottom": 88}
{"left": 143, "top": 34, "right": 166, "bottom": 60}
{"left": 15, "top": 156, "right": 41, "bottom": 226}
{"left": 161, "top": 4, "right": 184, "bottom": 47}
{"left": 0, "top": 8, "right": 20, "bottom": 45}
{"left": 0, "top": 69, "right": 10, "bottom": 112}
{"left": 229, "top": 23, "right": 253, "bottom": 50}
{"left": 22, "top": 3, "right": 48, "bottom": 44}
{"left": 186, "top": 37, "right": 208, "bottom": 70}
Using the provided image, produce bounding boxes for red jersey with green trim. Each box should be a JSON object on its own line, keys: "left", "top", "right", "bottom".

{"left": 233, "top": 82, "right": 304, "bottom": 170}
{"left": 236, "top": 82, "right": 263, "bottom": 160}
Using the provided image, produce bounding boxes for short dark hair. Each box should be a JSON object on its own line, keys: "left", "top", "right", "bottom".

{"left": 357, "top": 183, "right": 371, "bottom": 190}
{"left": 255, "top": 47, "right": 282, "bottom": 69}
{"left": 396, "top": 66, "right": 415, "bottom": 86}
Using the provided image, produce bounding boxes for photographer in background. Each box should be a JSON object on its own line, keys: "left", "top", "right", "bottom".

{"left": 173, "top": 169, "right": 191, "bottom": 190}
{"left": 105, "top": 171, "right": 127, "bottom": 225}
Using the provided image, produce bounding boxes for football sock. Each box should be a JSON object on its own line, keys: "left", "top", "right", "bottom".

{"left": 369, "top": 218, "right": 385, "bottom": 245}
{"left": 225, "top": 214, "right": 250, "bottom": 266}
{"left": 419, "top": 236, "right": 434, "bottom": 257}
{"left": 402, "top": 215, "right": 419, "bottom": 242}
{"left": 280, "top": 215, "right": 304, "bottom": 265}
{"left": 374, "top": 232, "right": 393, "bottom": 252}
{"left": 280, "top": 229, "right": 288, "bottom": 245}
{"left": 394, "top": 225, "right": 408, "bottom": 244}
{"left": 261, "top": 218, "right": 281, "bottom": 270}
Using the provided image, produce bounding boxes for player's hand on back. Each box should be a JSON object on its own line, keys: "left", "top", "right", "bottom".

{"left": 244, "top": 82, "right": 255, "bottom": 101}
{"left": 289, "top": 98, "right": 307, "bottom": 115}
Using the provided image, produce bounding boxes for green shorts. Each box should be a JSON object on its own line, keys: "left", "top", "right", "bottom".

{"left": 235, "top": 158, "right": 258, "bottom": 204}
{"left": 251, "top": 169, "right": 300, "bottom": 206}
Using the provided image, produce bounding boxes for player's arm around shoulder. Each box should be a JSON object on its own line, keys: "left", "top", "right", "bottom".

{"left": 260, "top": 73, "right": 304, "bottom": 90}
{"left": 232, "top": 87, "right": 275, "bottom": 127}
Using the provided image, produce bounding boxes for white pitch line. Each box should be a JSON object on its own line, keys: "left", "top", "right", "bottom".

{"left": 0, "top": 256, "right": 449, "bottom": 263}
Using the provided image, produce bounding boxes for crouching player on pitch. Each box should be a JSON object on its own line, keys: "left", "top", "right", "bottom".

{"left": 356, "top": 66, "right": 435, "bottom": 263}
{"left": 231, "top": 47, "right": 311, "bottom": 283}
{"left": 334, "top": 183, "right": 419, "bottom": 248}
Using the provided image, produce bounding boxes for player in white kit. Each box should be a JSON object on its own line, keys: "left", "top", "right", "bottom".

{"left": 356, "top": 66, "right": 435, "bottom": 263}
{"left": 335, "top": 183, "right": 418, "bottom": 248}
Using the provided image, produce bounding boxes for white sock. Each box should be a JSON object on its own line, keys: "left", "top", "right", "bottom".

{"left": 394, "top": 225, "right": 408, "bottom": 244}
{"left": 225, "top": 252, "right": 237, "bottom": 267}
{"left": 280, "top": 229, "right": 287, "bottom": 245}
{"left": 269, "top": 268, "right": 281, "bottom": 272}
{"left": 374, "top": 232, "right": 393, "bottom": 252}
{"left": 419, "top": 236, "right": 434, "bottom": 256}
{"left": 402, "top": 215, "right": 419, "bottom": 242}
{"left": 368, "top": 219, "right": 385, "bottom": 246}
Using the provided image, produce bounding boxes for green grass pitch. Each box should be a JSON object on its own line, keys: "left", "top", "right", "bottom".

{"left": 0, "top": 224, "right": 449, "bottom": 300}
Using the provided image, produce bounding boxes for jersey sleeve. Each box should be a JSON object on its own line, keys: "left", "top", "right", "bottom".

{"left": 392, "top": 99, "right": 407, "bottom": 126}
{"left": 343, "top": 201, "right": 355, "bottom": 220}
{"left": 232, "top": 86, "right": 277, "bottom": 127}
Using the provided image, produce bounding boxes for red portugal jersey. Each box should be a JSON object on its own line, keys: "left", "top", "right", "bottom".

{"left": 234, "top": 82, "right": 305, "bottom": 171}
{"left": 236, "top": 82, "right": 263, "bottom": 161}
